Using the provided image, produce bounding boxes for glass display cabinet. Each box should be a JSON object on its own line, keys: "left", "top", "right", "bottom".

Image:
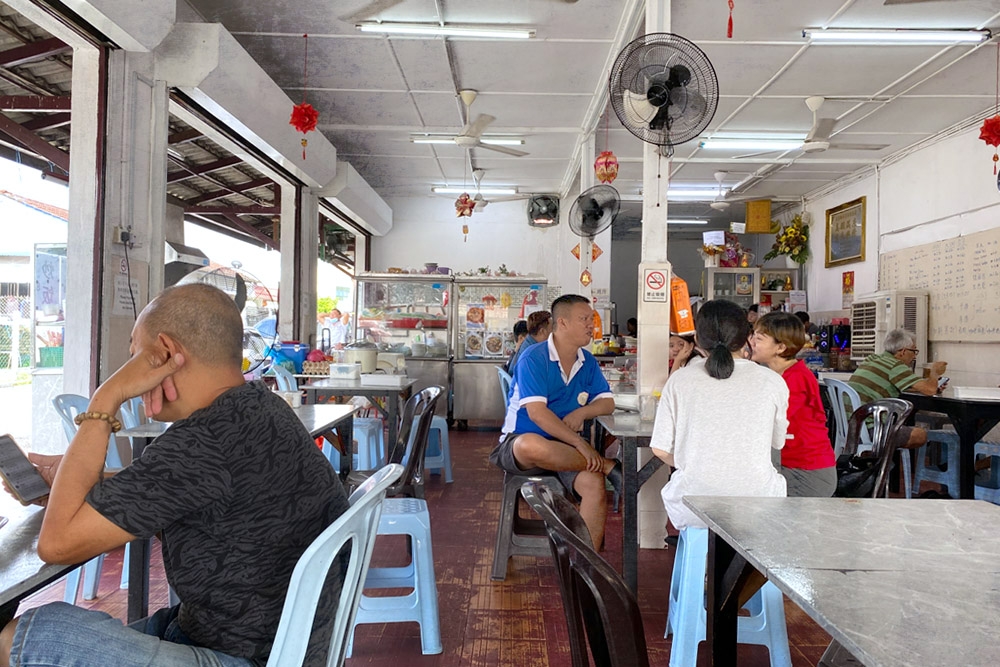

{"left": 451, "top": 275, "right": 547, "bottom": 423}
{"left": 353, "top": 272, "right": 455, "bottom": 416}
{"left": 705, "top": 267, "right": 760, "bottom": 310}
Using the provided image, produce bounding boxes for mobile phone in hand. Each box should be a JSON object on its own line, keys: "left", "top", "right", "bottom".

{"left": 937, "top": 376, "right": 950, "bottom": 391}
{"left": 0, "top": 434, "right": 50, "bottom": 504}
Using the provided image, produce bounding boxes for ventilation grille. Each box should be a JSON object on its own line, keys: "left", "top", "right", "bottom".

{"left": 851, "top": 300, "right": 878, "bottom": 358}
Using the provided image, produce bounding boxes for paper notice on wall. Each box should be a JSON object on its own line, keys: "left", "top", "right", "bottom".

{"left": 112, "top": 275, "right": 141, "bottom": 317}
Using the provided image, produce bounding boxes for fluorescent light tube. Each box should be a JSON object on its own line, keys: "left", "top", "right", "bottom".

{"left": 667, "top": 219, "right": 708, "bottom": 225}
{"left": 700, "top": 139, "right": 803, "bottom": 151}
{"left": 411, "top": 137, "right": 524, "bottom": 146}
{"left": 359, "top": 23, "right": 534, "bottom": 39}
{"left": 666, "top": 189, "right": 727, "bottom": 199}
{"left": 803, "top": 28, "right": 990, "bottom": 44}
{"left": 433, "top": 186, "right": 517, "bottom": 195}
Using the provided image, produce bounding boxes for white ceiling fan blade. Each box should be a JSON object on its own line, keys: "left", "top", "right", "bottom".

{"left": 806, "top": 117, "right": 837, "bottom": 142}
{"left": 463, "top": 114, "right": 495, "bottom": 139}
{"left": 338, "top": 0, "right": 405, "bottom": 23}
{"left": 732, "top": 149, "right": 782, "bottom": 160}
{"left": 827, "top": 142, "right": 890, "bottom": 151}
{"left": 623, "top": 90, "right": 658, "bottom": 128}
{"left": 476, "top": 142, "right": 529, "bottom": 157}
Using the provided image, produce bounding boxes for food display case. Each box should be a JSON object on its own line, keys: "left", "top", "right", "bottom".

{"left": 354, "top": 272, "right": 454, "bottom": 417}
{"left": 705, "top": 267, "right": 759, "bottom": 310}
{"left": 452, "top": 275, "right": 547, "bottom": 422}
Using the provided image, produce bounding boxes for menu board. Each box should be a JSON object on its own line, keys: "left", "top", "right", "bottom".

{"left": 879, "top": 227, "right": 1000, "bottom": 342}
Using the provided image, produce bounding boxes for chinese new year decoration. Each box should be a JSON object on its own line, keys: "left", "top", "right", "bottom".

{"left": 455, "top": 193, "right": 475, "bottom": 217}
{"left": 594, "top": 150, "right": 619, "bottom": 184}
{"left": 289, "top": 34, "right": 319, "bottom": 160}
{"left": 580, "top": 269, "right": 592, "bottom": 287}
{"left": 462, "top": 224, "right": 469, "bottom": 242}
{"left": 980, "top": 44, "right": 1000, "bottom": 174}
{"left": 570, "top": 242, "right": 603, "bottom": 262}
{"left": 727, "top": 1, "right": 735, "bottom": 39}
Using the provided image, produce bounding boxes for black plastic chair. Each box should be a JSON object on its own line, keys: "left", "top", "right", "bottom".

{"left": 841, "top": 397, "right": 914, "bottom": 498}
{"left": 346, "top": 386, "right": 442, "bottom": 499}
{"left": 520, "top": 480, "right": 649, "bottom": 667}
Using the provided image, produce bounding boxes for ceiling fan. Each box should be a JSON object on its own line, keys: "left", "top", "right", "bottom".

{"left": 735, "top": 96, "right": 889, "bottom": 159}
{"left": 707, "top": 171, "right": 762, "bottom": 211}
{"left": 447, "top": 90, "right": 529, "bottom": 157}
{"left": 469, "top": 169, "right": 531, "bottom": 212}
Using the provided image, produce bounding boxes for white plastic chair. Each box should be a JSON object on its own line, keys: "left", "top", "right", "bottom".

{"left": 267, "top": 463, "right": 403, "bottom": 667}
{"left": 52, "top": 394, "right": 129, "bottom": 602}
{"left": 269, "top": 364, "right": 298, "bottom": 391}
{"left": 824, "top": 379, "right": 912, "bottom": 498}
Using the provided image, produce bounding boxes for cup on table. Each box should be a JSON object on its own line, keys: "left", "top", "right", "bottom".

{"left": 277, "top": 391, "right": 302, "bottom": 408}
{"left": 639, "top": 394, "right": 657, "bottom": 422}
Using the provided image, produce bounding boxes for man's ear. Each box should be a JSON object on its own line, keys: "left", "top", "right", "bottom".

{"left": 156, "top": 332, "right": 185, "bottom": 361}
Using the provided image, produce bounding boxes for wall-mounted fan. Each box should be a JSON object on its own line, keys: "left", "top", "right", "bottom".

{"left": 568, "top": 185, "right": 620, "bottom": 238}
{"left": 179, "top": 263, "right": 277, "bottom": 372}
{"left": 735, "top": 97, "right": 889, "bottom": 159}
{"left": 609, "top": 33, "right": 720, "bottom": 152}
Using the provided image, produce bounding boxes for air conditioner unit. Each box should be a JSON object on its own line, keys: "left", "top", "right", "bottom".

{"left": 850, "top": 290, "right": 928, "bottom": 367}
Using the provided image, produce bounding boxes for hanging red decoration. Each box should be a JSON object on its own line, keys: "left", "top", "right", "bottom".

{"left": 289, "top": 34, "right": 318, "bottom": 159}
{"left": 594, "top": 150, "right": 619, "bottom": 184}
{"left": 727, "top": 0, "right": 735, "bottom": 39}
{"left": 462, "top": 224, "right": 469, "bottom": 242}
{"left": 455, "top": 193, "right": 475, "bottom": 217}
{"left": 981, "top": 44, "right": 1000, "bottom": 174}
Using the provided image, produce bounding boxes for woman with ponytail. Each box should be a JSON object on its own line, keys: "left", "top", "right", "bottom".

{"left": 650, "top": 300, "right": 789, "bottom": 530}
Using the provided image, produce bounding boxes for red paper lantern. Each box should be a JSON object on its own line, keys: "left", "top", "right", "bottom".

{"left": 980, "top": 115, "right": 1000, "bottom": 174}
{"left": 594, "top": 150, "right": 619, "bottom": 184}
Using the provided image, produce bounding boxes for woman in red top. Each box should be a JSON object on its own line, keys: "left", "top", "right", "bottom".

{"left": 750, "top": 312, "right": 837, "bottom": 497}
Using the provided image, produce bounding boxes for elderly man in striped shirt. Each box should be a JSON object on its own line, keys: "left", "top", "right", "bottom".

{"left": 847, "top": 328, "right": 947, "bottom": 448}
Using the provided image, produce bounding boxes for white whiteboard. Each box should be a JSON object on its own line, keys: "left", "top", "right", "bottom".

{"left": 879, "top": 228, "right": 1000, "bottom": 342}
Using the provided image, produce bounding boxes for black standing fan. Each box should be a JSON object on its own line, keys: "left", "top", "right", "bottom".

{"left": 609, "top": 33, "right": 719, "bottom": 152}
{"left": 568, "top": 185, "right": 620, "bottom": 238}
{"left": 178, "top": 263, "right": 277, "bottom": 372}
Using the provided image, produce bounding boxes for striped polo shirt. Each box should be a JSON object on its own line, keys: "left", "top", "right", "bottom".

{"left": 848, "top": 351, "right": 922, "bottom": 404}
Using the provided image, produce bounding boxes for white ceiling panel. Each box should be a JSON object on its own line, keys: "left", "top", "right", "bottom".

{"left": 902, "top": 44, "right": 998, "bottom": 97}
{"left": 698, "top": 44, "right": 802, "bottom": 97}
{"left": 321, "top": 130, "right": 430, "bottom": 159}
{"left": 390, "top": 39, "right": 456, "bottom": 92}
{"left": 672, "top": 0, "right": 846, "bottom": 42}
{"left": 311, "top": 90, "right": 422, "bottom": 127}
{"left": 766, "top": 46, "right": 945, "bottom": 97}
{"left": 836, "top": 0, "right": 1000, "bottom": 29}
{"left": 447, "top": 41, "right": 609, "bottom": 94}
{"left": 722, "top": 97, "right": 853, "bottom": 132}
{"left": 441, "top": 0, "right": 623, "bottom": 39}
{"left": 846, "top": 95, "right": 994, "bottom": 134}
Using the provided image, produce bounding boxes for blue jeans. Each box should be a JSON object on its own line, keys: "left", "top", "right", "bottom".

{"left": 10, "top": 602, "right": 254, "bottom": 667}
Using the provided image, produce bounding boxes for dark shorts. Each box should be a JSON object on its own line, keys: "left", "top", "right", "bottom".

{"left": 490, "top": 432, "right": 581, "bottom": 499}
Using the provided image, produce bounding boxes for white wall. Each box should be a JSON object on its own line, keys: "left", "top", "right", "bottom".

{"left": 802, "top": 125, "right": 1000, "bottom": 386}
{"left": 373, "top": 196, "right": 613, "bottom": 303}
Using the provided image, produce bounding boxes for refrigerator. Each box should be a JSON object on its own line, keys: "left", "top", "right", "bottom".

{"left": 451, "top": 275, "right": 547, "bottom": 424}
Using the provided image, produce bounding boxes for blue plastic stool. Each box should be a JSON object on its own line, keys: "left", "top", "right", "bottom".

{"left": 665, "top": 527, "right": 791, "bottom": 667}
{"left": 914, "top": 430, "right": 961, "bottom": 496}
{"left": 974, "top": 440, "right": 1000, "bottom": 504}
{"left": 346, "top": 497, "right": 442, "bottom": 656}
{"left": 320, "top": 417, "right": 385, "bottom": 472}
{"left": 423, "top": 416, "right": 453, "bottom": 483}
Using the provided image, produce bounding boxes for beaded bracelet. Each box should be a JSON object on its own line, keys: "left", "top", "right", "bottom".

{"left": 73, "top": 411, "right": 123, "bottom": 433}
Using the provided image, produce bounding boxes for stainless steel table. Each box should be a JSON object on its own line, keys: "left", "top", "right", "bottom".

{"left": 119, "top": 403, "right": 356, "bottom": 623}
{"left": 301, "top": 377, "right": 417, "bottom": 449}
{"left": 594, "top": 413, "right": 664, "bottom": 594}
{"left": 0, "top": 503, "right": 76, "bottom": 626}
{"left": 686, "top": 496, "right": 1000, "bottom": 667}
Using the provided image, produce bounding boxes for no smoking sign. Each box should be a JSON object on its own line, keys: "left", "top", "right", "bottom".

{"left": 643, "top": 269, "right": 668, "bottom": 303}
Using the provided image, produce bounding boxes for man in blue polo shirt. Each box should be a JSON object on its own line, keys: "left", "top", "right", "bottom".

{"left": 490, "top": 294, "right": 619, "bottom": 549}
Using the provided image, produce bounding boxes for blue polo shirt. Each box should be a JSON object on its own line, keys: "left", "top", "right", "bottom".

{"left": 501, "top": 335, "right": 613, "bottom": 438}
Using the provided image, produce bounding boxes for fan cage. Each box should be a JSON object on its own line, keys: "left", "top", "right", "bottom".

{"left": 569, "top": 185, "right": 620, "bottom": 237}
{"left": 609, "top": 32, "right": 719, "bottom": 147}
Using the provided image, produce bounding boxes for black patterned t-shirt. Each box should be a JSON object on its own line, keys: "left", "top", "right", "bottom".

{"left": 87, "top": 381, "right": 349, "bottom": 664}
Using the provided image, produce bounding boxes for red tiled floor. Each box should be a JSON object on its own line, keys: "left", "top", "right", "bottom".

{"left": 15, "top": 422, "right": 832, "bottom": 665}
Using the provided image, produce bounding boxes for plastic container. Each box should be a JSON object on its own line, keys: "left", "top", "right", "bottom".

{"left": 329, "top": 363, "right": 361, "bottom": 380}
{"left": 38, "top": 346, "right": 63, "bottom": 368}
{"left": 272, "top": 341, "right": 308, "bottom": 373}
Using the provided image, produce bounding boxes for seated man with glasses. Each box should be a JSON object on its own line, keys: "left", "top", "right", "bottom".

{"left": 847, "top": 328, "right": 947, "bottom": 448}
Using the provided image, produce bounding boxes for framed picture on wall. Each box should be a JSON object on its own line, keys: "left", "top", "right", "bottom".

{"left": 825, "top": 196, "right": 866, "bottom": 267}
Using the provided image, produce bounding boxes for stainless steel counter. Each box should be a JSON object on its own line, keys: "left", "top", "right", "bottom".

{"left": 453, "top": 359, "right": 507, "bottom": 421}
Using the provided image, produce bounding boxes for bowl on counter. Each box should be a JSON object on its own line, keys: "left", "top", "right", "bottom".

{"left": 410, "top": 342, "right": 427, "bottom": 357}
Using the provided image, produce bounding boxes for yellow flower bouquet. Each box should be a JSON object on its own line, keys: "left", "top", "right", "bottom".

{"left": 763, "top": 214, "right": 809, "bottom": 264}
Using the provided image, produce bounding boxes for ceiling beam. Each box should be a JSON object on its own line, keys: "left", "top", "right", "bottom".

{"left": 184, "top": 177, "right": 274, "bottom": 205}
{"left": 21, "top": 112, "right": 71, "bottom": 131}
{"left": 185, "top": 205, "right": 280, "bottom": 215}
{"left": 166, "top": 155, "right": 241, "bottom": 182}
{"left": 169, "top": 154, "right": 273, "bottom": 207}
{"left": 0, "top": 95, "right": 71, "bottom": 111}
{"left": 221, "top": 213, "right": 278, "bottom": 250}
{"left": 0, "top": 37, "right": 70, "bottom": 68}
{"left": 0, "top": 112, "right": 68, "bottom": 171}
{"left": 168, "top": 128, "right": 201, "bottom": 144}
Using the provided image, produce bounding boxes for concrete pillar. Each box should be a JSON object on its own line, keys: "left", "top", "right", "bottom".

{"left": 298, "top": 191, "right": 320, "bottom": 346}
{"left": 635, "top": 0, "right": 673, "bottom": 549}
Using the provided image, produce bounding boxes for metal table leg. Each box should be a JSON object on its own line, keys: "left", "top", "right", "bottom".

{"left": 622, "top": 435, "right": 639, "bottom": 593}
{"left": 127, "top": 435, "right": 152, "bottom": 623}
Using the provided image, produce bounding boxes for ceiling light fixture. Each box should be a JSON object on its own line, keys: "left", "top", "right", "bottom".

{"left": 411, "top": 137, "right": 525, "bottom": 146}
{"left": 433, "top": 186, "right": 517, "bottom": 195}
{"left": 667, "top": 219, "right": 708, "bottom": 225}
{"left": 700, "top": 138, "right": 803, "bottom": 151}
{"left": 358, "top": 23, "right": 534, "bottom": 39}
{"left": 666, "top": 189, "right": 728, "bottom": 199}
{"left": 803, "top": 28, "right": 990, "bottom": 45}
